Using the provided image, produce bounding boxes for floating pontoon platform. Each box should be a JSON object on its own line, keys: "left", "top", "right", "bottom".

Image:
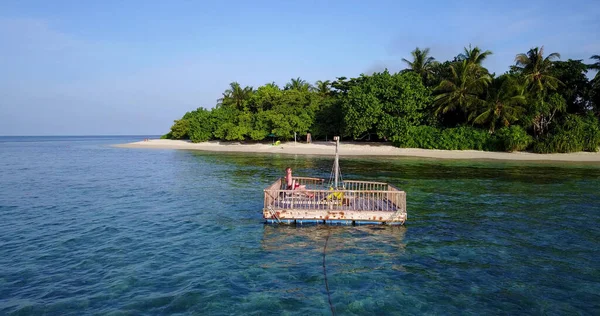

{"left": 262, "top": 137, "right": 407, "bottom": 225}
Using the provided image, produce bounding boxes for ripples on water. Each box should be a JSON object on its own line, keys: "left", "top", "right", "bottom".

{"left": 0, "top": 136, "right": 599, "bottom": 315}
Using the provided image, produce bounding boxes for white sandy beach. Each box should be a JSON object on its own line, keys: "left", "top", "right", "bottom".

{"left": 114, "top": 139, "right": 600, "bottom": 162}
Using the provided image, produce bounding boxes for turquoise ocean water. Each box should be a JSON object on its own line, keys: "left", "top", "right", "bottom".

{"left": 0, "top": 136, "right": 599, "bottom": 315}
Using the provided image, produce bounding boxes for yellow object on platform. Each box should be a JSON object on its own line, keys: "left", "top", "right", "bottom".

{"left": 326, "top": 187, "right": 344, "bottom": 201}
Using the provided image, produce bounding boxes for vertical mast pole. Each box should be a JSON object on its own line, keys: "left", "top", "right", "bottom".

{"left": 334, "top": 136, "right": 339, "bottom": 189}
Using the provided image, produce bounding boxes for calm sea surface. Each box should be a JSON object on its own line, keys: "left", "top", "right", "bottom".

{"left": 1, "top": 136, "right": 599, "bottom": 315}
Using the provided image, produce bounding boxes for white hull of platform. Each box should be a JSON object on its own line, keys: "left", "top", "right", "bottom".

{"left": 262, "top": 209, "right": 406, "bottom": 225}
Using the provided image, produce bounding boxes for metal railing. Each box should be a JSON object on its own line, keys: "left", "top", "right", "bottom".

{"left": 343, "top": 180, "right": 388, "bottom": 192}
{"left": 279, "top": 177, "right": 325, "bottom": 190}
{"left": 264, "top": 179, "right": 406, "bottom": 215}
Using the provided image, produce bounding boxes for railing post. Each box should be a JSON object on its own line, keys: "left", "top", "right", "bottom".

{"left": 334, "top": 136, "right": 340, "bottom": 189}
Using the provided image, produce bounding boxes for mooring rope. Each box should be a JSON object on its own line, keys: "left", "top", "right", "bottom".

{"left": 322, "top": 228, "right": 336, "bottom": 315}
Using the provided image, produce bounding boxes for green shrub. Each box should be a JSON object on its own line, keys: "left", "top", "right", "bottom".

{"left": 532, "top": 114, "right": 600, "bottom": 153}
{"left": 169, "top": 119, "right": 190, "bottom": 139}
{"left": 392, "top": 125, "right": 439, "bottom": 149}
{"left": 532, "top": 132, "right": 579, "bottom": 153}
{"left": 188, "top": 124, "right": 212, "bottom": 142}
{"left": 438, "top": 126, "right": 492, "bottom": 150}
{"left": 187, "top": 109, "right": 213, "bottom": 142}
{"left": 393, "top": 126, "right": 495, "bottom": 151}
{"left": 249, "top": 130, "right": 268, "bottom": 141}
{"left": 582, "top": 116, "right": 600, "bottom": 152}
{"left": 495, "top": 126, "right": 533, "bottom": 152}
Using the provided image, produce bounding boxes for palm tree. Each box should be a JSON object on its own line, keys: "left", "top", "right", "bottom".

{"left": 458, "top": 44, "right": 493, "bottom": 65}
{"left": 433, "top": 60, "right": 492, "bottom": 115}
{"left": 217, "top": 82, "right": 253, "bottom": 110}
{"left": 469, "top": 76, "right": 526, "bottom": 133}
{"left": 589, "top": 55, "right": 600, "bottom": 80}
{"left": 402, "top": 47, "right": 437, "bottom": 83}
{"left": 514, "top": 46, "right": 562, "bottom": 93}
{"left": 265, "top": 82, "right": 280, "bottom": 90}
{"left": 285, "top": 77, "right": 311, "bottom": 91}
{"left": 313, "top": 80, "right": 331, "bottom": 96}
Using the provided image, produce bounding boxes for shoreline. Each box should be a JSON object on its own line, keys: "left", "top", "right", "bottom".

{"left": 114, "top": 139, "right": 600, "bottom": 162}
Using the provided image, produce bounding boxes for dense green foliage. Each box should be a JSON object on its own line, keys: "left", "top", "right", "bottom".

{"left": 341, "top": 71, "right": 431, "bottom": 141}
{"left": 166, "top": 45, "right": 600, "bottom": 153}
{"left": 495, "top": 126, "right": 533, "bottom": 152}
{"left": 393, "top": 126, "right": 494, "bottom": 151}
{"left": 532, "top": 114, "right": 600, "bottom": 153}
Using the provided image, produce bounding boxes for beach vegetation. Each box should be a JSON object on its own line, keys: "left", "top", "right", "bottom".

{"left": 401, "top": 47, "right": 438, "bottom": 84}
{"left": 165, "top": 45, "right": 600, "bottom": 153}
{"left": 495, "top": 126, "right": 533, "bottom": 152}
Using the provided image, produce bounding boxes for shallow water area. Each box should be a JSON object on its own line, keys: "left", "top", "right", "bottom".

{"left": 1, "top": 136, "right": 599, "bottom": 315}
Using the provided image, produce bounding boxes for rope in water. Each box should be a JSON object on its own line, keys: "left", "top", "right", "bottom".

{"left": 322, "top": 229, "right": 336, "bottom": 315}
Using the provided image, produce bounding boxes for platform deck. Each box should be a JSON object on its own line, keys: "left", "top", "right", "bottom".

{"left": 263, "top": 177, "right": 407, "bottom": 225}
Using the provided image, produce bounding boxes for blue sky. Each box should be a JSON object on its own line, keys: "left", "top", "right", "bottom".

{"left": 1, "top": 0, "right": 599, "bottom": 135}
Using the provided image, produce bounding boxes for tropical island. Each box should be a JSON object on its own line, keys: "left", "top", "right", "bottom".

{"left": 152, "top": 45, "right": 600, "bottom": 156}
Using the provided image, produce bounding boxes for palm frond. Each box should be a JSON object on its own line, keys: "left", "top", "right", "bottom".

{"left": 514, "top": 54, "right": 530, "bottom": 67}
{"left": 472, "top": 108, "right": 493, "bottom": 125}
{"left": 546, "top": 52, "right": 561, "bottom": 61}
{"left": 588, "top": 55, "right": 600, "bottom": 70}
